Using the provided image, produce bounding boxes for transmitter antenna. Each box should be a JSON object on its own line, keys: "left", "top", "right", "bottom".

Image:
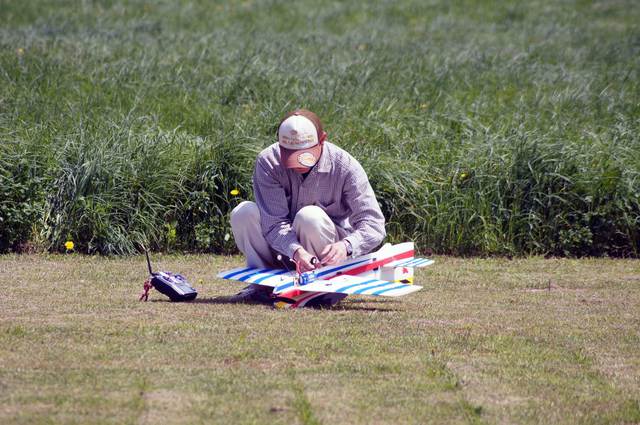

{"left": 140, "top": 244, "right": 153, "bottom": 275}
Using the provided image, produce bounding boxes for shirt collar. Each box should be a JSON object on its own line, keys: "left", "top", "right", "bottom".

{"left": 315, "top": 142, "right": 332, "bottom": 173}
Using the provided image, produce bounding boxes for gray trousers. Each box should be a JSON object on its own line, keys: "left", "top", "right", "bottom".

{"left": 230, "top": 201, "right": 346, "bottom": 268}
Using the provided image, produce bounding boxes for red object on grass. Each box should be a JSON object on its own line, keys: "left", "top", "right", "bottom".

{"left": 139, "top": 279, "right": 153, "bottom": 301}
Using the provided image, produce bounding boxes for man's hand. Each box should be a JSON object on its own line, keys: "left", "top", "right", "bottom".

{"left": 319, "top": 241, "right": 348, "bottom": 266}
{"left": 293, "top": 248, "right": 317, "bottom": 273}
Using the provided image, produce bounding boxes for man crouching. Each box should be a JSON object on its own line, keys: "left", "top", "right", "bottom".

{"left": 229, "top": 109, "right": 386, "bottom": 306}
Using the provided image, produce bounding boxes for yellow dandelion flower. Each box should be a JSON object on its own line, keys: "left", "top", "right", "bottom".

{"left": 230, "top": 189, "right": 240, "bottom": 196}
{"left": 65, "top": 241, "right": 74, "bottom": 251}
{"left": 460, "top": 173, "right": 467, "bottom": 179}
{"left": 16, "top": 48, "right": 25, "bottom": 56}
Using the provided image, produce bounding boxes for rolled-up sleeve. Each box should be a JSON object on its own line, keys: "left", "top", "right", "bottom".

{"left": 253, "top": 158, "right": 302, "bottom": 258}
{"left": 341, "top": 159, "right": 386, "bottom": 257}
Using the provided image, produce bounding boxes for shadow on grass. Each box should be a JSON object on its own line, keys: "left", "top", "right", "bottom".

{"left": 330, "top": 304, "right": 399, "bottom": 313}
{"left": 190, "top": 296, "right": 245, "bottom": 304}
{"left": 147, "top": 296, "right": 251, "bottom": 305}
{"left": 154, "top": 296, "right": 402, "bottom": 312}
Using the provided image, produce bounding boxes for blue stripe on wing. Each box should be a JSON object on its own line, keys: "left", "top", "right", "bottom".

{"left": 372, "top": 284, "right": 410, "bottom": 295}
{"left": 221, "top": 267, "right": 255, "bottom": 279}
{"left": 352, "top": 281, "right": 396, "bottom": 294}
{"left": 333, "top": 279, "right": 379, "bottom": 293}
{"left": 394, "top": 258, "right": 432, "bottom": 267}
{"left": 252, "top": 269, "right": 288, "bottom": 284}
{"left": 238, "top": 268, "right": 273, "bottom": 282}
{"left": 275, "top": 281, "right": 295, "bottom": 293}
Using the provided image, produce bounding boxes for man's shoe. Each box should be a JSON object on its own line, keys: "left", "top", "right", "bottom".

{"left": 228, "top": 284, "right": 274, "bottom": 304}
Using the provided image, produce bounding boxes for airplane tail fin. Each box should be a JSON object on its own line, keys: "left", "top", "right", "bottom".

{"left": 380, "top": 257, "right": 434, "bottom": 284}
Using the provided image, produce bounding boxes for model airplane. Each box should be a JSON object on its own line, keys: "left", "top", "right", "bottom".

{"left": 217, "top": 242, "right": 434, "bottom": 308}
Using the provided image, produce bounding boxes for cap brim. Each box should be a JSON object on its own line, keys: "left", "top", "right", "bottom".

{"left": 280, "top": 144, "right": 322, "bottom": 169}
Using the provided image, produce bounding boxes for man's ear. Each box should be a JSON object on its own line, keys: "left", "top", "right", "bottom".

{"left": 319, "top": 131, "right": 327, "bottom": 144}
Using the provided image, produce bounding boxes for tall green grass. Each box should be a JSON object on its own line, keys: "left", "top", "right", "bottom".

{"left": 1, "top": 0, "right": 638, "bottom": 256}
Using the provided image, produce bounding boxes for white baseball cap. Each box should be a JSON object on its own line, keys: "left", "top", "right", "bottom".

{"left": 278, "top": 114, "right": 322, "bottom": 168}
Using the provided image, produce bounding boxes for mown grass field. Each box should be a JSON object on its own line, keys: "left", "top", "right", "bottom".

{"left": 2, "top": 0, "right": 639, "bottom": 256}
{"left": 1, "top": 254, "right": 639, "bottom": 424}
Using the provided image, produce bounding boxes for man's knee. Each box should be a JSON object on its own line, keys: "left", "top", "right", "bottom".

{"left": 231, "top": 201, "right": 260, "bottom": 229}
{"left": 293, "top": 205, "right": 330, "bottom": 229}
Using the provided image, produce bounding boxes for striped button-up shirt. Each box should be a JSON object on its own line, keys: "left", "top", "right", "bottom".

{"left": 253, "top": 141, "right": 386, "bottom": 259}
